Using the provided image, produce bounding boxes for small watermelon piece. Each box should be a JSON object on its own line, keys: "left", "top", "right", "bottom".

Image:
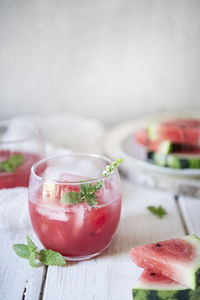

{"left": 133, "top": 269, "right": 189, "bottom": 299}
{"left": 132, "top": 269, "right": 200, "bottom": 299}
{"left": 130, "top": 235, "right": 200, "bottom": 290}
{"left": 134, "top": 129, "right": 173, "bottom": 153}
{"left": 147, "top": 149, "right": 200, "bottom": 169}
{"left": 134, "top": 130, "right": 198, "bottom": 155}
{"left": 148, "top": 119, "right": 200, "bottom": 146}
{"left": 135, "top": 129, "right": 149, "bottom": 146}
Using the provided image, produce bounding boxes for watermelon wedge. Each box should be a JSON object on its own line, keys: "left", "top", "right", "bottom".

{"left": 132, "top": 269, "right": 200, "bottom": 299}
{"left": 130, "top": 235, "right": 200, "bottom": 290}
{"left": 148, "top": 149, "right": 200, "bottom": 169}
{"left": 134, "top": 130, "right": 197, "bottom": 155}
{"left": 148, "top": 119, "right": 200, "bottom": 146}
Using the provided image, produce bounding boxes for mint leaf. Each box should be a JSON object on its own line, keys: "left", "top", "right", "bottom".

{"left": 13, "top": 244, "right": 30, "bottom": 259}
{"left": 39, "top": 249, "right": 66, "bottom": 266}
{"left": 9, "top": 154, "right": 24, "bottom": 167}
{"left": 147, "top": 205, "right": 167, "bottom": 218}
{"left": 60, "top": 158, "right": 124, "bottom": 207}
{"left": 13, "top": 235, "right": 66, "bottom": 267}
{"left": 26, "top": 236, "right": 38, "bottom": 253}
{"left": 29, "top": 251, "right": 37, "bottom": 267}
{"left": 60, "top": 191, "right": 82, "bottom": 204}
{"left": 85, "top": 193, "right": 98, "bottom": 207}
{"left": 0, "top": 154, "right": 24, "bottom": 173}
{"left": 1, "top": 161, "right": 15, "bottom": 173}
{"left": 102, "top": 158, "right": 124, "bottom": 177}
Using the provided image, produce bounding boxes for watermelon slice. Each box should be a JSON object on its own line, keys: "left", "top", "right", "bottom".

{"left": 134, "top": 129, "right": 173, "bottom": 153}
{"left": 134, "top": 130, "right": 197, "bottom": 155}
{"left": 132, "top": 269, "right": 200, "bottom": 299}
{"left": 148, "top": 149, "right": 200, "bottom": 169}
{"left": 148, "top": 119, "right": 200, "bottom": 146}
{"left": 130, "top": 235, "right": 200, "bottom": 290}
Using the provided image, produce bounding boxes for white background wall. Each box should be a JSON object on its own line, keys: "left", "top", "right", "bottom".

{"left": 0, "top": 0, "right": 200, "bottom": 125}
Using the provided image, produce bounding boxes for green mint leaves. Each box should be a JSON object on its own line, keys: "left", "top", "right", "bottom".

{"left": 102, "top": 158, "right": 124, "bottom": 177}
{"left": 39, "top": 249, "right": 66, "bottom": 266}
{"left": 13, "top": 236, "right": 66, "bottom": 267}
{"left": 147, "top": 205, "right": 167, "bottom": 219}
{"left": 60, "top": 181, "right": 103, "bottom": 207}
{"left": 60, "top": 158, "right": 124, "bottom": 207}
{"left": 0, "top": 154, "right": 24, "bottom": 173}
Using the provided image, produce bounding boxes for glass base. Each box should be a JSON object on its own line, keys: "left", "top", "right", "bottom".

{"left": 63, "top": 244, "right": 110, "bottom": 261}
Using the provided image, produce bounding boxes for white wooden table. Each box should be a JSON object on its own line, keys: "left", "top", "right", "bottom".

{"left": 1, "top": 178, "right": 200, "bottom": 300}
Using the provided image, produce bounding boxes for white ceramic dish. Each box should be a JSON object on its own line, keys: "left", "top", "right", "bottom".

{"left": 102, "top": 112, "right": 200, "bottom": 195}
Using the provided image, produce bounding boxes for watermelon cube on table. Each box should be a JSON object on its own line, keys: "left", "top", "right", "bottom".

{"left": 132, "top": 269, "right": 200, "bottom": 300}
{"left": 130, "top": 235, "right": 200, "bottom": 290}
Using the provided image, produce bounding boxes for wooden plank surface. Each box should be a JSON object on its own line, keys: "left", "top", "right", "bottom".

{"left": 43, "top": 179, "right": 185, "bottom": 300}
{"left": 1, "top": 181, "right": 196, "bottom": 300}
{"left": 178, "top": 195, "right": 200, "bottom": 236}
{"left": 0, "top": 188, "right": 45, "bottom": 300}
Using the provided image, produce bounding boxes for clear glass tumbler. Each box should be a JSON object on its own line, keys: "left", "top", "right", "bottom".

{"left": 0, "top": 120, "right": 44, "bottom": 189}
{"left": 29, "top": 154, "right": 122, "bottom": 261}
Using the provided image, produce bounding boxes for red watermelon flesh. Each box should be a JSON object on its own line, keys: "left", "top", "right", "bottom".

{"left": 134, "top": 129, "right": 164, "bottom": 150}
{"left": 130, "top": 235, "right": 200, "bottom": 290}
{"left": 135, "top": 269, "right": 181, "bottom": 289}
{"left": 135, "top": 129, "right": 149, "bottom": 146}
{"left": 134, "top": 129, "right": 199, "bottom": 153}
{"left": 148, "top": 119, "right": 200, "bottom": 146}
{"left": 132, "top": 269, "right": 191, "bottom": 299}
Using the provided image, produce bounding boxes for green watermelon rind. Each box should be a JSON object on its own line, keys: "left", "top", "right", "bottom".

{"left": 153, "top": 140, "right": 173, "bottom": 155}
{"left": 132, "top": 288, "right": 190, "bottom": 300}
{"left": 132, "top": 282, "right": 200, "bottom": 299}
{"left": 148, "top": 122, "right": 160, "bottom": 141}
{"left": 132, "top": 287, "right": 200, "bottom": 300}
{"left": 148, "top": 152, "right": 200, "bottom": 169}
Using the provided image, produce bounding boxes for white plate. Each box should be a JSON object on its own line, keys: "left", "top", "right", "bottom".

{"left": 102, "top": 112, "right": 200, "bottom": 194}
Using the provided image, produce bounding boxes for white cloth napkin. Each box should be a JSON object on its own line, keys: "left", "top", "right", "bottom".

{"left": 0, "top": 143, "right": 71, "bottom": 233}
{"left": 0, "top": 187, "right": 29, "bottom": 231}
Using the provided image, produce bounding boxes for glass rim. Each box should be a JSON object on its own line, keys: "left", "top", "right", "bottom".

{"left": 0, "top": 120, "right": 39, "bottom": 144}
{"left": 31, "top": 153, "right": 117, "bottom": 185}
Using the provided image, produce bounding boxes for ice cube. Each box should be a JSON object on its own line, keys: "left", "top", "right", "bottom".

{"left": 37, "top": 204, "right": 69, "bottom": 222}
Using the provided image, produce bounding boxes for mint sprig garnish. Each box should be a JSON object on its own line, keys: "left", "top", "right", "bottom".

{"left": 13, "top": 236, "right": 66, "bottom": 267}
{"left": 60, "top": 158, "right": 124, "bottom": 207}
{"left": 147, "top": 205, "right": 167, "bottom": 219}
{"left": 0, "top": 154, "right": 24, "bottom": 173}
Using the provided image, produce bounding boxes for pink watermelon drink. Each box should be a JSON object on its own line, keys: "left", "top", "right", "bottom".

{"left": 29, "top": 154, "right": 122, "bottom": 261}
{"left": 130, "top": 235, "right": 200, "bottom": 290}
{"left": 0, "top": 121, "right": 43, "bottom": 189}
{"left": 0, "top": 150, "right": 41, "bottom": 189}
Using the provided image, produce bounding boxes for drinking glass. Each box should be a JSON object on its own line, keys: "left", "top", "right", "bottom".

{"left": 29, "top": 154, "right": 122, "bottom": 261}
{"left": 0, "top": 120, "right": 44, "bottom": 189}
